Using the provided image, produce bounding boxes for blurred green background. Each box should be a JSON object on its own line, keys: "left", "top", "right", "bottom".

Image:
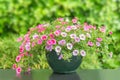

{"left": 0, "top": 0, "right": 120, "bottom": 69}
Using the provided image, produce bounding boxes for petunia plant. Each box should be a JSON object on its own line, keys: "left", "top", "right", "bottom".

{"left": 13, "top": 17, "right": 113, "bottom": 74}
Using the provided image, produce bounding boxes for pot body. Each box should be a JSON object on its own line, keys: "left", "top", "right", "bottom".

{"left": 46, "top": 50, "right": 82, "bottom": 73}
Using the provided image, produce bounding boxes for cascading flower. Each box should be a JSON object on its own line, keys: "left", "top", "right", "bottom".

{"left": 80, "top": 50, "right": 86, "bottom": 56}
{"left": 67, "top": 43, "right": 73, "bottom": 50}
{"left": 65, "top": 27, "right": 71, "bottom": 32}
{"left": 41, "top": 35, "right": 47, "bottom": 40}
{"left": 54, "top": 30, "right": 61, "bottom": 36}
{"left": 16, "top": 67, "right": 22, "bottom": 74}
{"left": 55, "top": 46, "right": 61, "bottom": 53}
{"left": 72, "top": 18, "right": 77, "bottom": 23}
{"left": 37, "top": 39, "right": 43, "bottom": 44}
{"left": 58, "top": 40, "right": 66, "bottom": 46}
{"left": 12, "top": 64, "right": 17, "bottom": 70}
{"left": 70, "top": 34, "right": 76, "bottom": 39}
{"left": 96, "top": 38, "right": 102, "bottom": 42}
{"left": 25, "top": 42, "right": 31, "bottom": 51}
{"left": 79, "top": 34, "right": 86, "bottom": 40}
{"left": 96, "top": 42, "right": 101, "bottom": 47}
{"left": 19, "top": 46, "right": 24, "bottom": 53}
{"left": 88, "top": 41, "right": 94, "bottom": 46}
{"left": 17, "top": 37, "right": 23, "bottom": 42}
{"left": 61, "top": 32, "right": 67, "bottom": 37}
{"left": 45, "top": 45, "right": 53, "bottom": 51}
{"left": 16, "top": 55, "right": 21, "bottom": 62}
{"left": 72, "top": 50, "right": 79, "bottom": 56}
{"left": 33, "top": 33, "right": 39, "bottom": 39}
{"left": 74, "top": 37, "right": 80, "bottom": 42}
{"left": 99, "top": 26, "right": 106, "bottom": 33}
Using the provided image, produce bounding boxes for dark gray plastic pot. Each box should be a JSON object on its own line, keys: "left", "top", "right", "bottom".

{"left": 46, "top": 50, "right": 82, "bottom": 74}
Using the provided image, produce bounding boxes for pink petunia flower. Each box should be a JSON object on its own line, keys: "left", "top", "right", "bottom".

{"left": 74, "top": 37, "right": 80, "bottom": 42}
{"left": 54, "top": 30, "right": 61, "bottom": 36}
{"left": 19, "top": 46, "right": 24, "bottom": 53}
{"left": 96, "top": 38, "right": 102, "bottom": 42}
{"left": 27, "top": 67, "right": 31, "bottom": 73}
{"left": 33, "top": 33, "right": 39, "bottom": 40}
{"left": 57, "top": 18, "right": 64, "bottom": 22}
{"left": 37, "top": 24, "right": 43, "bottom": 28}
{"left": 12, "top": 64, "right": 17, "bottom": 70}
{"left": 72, "top": 18, "right": 77, "bottom": 23}
{"left": 92, "top": 26, "right": 96, "bottom": 30}
{"left": 47, "top": 39, "right": 56, "bottom": 45}
{"left": 109, "top": 31, "right": 113, "bottom": 35}
{"left": 84, "top": 23, "right": 90, "bottom": 31}
{"left": 37, "top": 24, "right": 46, "bottom": 32}
{"left": 32, "top": 42, "right": 36, "bottom": 47}
{"left": 41, "top": 35, "right": 47, "bottom": 40}
{"left": 17, "top": 37, "right": 23, "bottom": 42}
{"left": 49, "top": 33, "right": 54, "bottom": 39}
{"left": 80, "top": 50, "right": 86, "bottom": 56}
{"left": 99, "top": 26, "right": 106, "bottom": 33}
{"left": 58, "top": 40, "right": 66, "bottom": 46}
{"left": 19, "top": 53, "right": 24, "bottom": 57}
{"left": 88, "top": 41, "right": 94, "bottom": 47}
{"left": 47, "top": 40, "right": 52, "bottom": 45}
{"left": 37, "top": 39, "right": 43, "bottom": 44}
{"left": 51, "top": 39, "right": 56, "bottom": 45}
{"left": 45, "top": 45, "right": 53, "bottom": 51}
{"left": 16, "top": 67, "right": 22, "bottom": 74}
{"left": 16, "top": 55, "right": 21, "bottom": 62}
{"left": 25, "top": 44, "right": 31, "bottom": 51}
{"left": 72, "top": 50, "right": 79, "bottom": 56}
{"left": 56, "top": 25, "right": 60, "bottom": 29}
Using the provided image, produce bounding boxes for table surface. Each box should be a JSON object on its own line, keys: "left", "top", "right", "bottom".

{"left": 0, "top": 69, "right": 120, "bottom": 80}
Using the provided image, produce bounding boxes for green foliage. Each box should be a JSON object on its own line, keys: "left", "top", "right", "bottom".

{"left": 0, "top": 35, "right": 19, "bottom": 69}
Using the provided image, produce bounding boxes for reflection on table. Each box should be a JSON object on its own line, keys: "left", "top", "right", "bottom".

{"left": 49, "top": 72, "right": 80, "bottom": 80}
{"left": 0, "top": 69, "right": 120, "bottom": 80}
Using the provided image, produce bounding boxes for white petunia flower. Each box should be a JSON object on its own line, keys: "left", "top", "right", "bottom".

{"left": 67, "top": 43, "right": 73, "bottom": 50}
{"left": 72, "top": 50, "right": 79, "bottom": 56}
{"left": 61, "top": 32, "right": 67, "bottom": 37}
{"left": 74, "top": 37, "right": 80, "bottom": 42}
{"left": 33, "top": 33, "right": 39, "bottom": 39}
{"left": 80, "top": 50, "right": 86, "bottom": 56}
{"left": 96, "top": 42, "right": 101, "bottom": 47}
{"left": 65, "top": 27, "right": 71, "bottom": 32}
{"left": 79, "top": 34, "right": 86, "bottom": 40}
{"left": 71, "top": 25, "right": 77, "bottom": 30}
{"left": 25, "top": 44, "right": 31, "bottom": 51}
{"left": 55, "top": 46, "right": 61, "bottom": 53}
{"left": 70, "top": 34, "right": 76, "bottom": 39}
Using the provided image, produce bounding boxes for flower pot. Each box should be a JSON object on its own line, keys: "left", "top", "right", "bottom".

{"left": 46, "top": 50, "right": 82, "bottom": 73}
